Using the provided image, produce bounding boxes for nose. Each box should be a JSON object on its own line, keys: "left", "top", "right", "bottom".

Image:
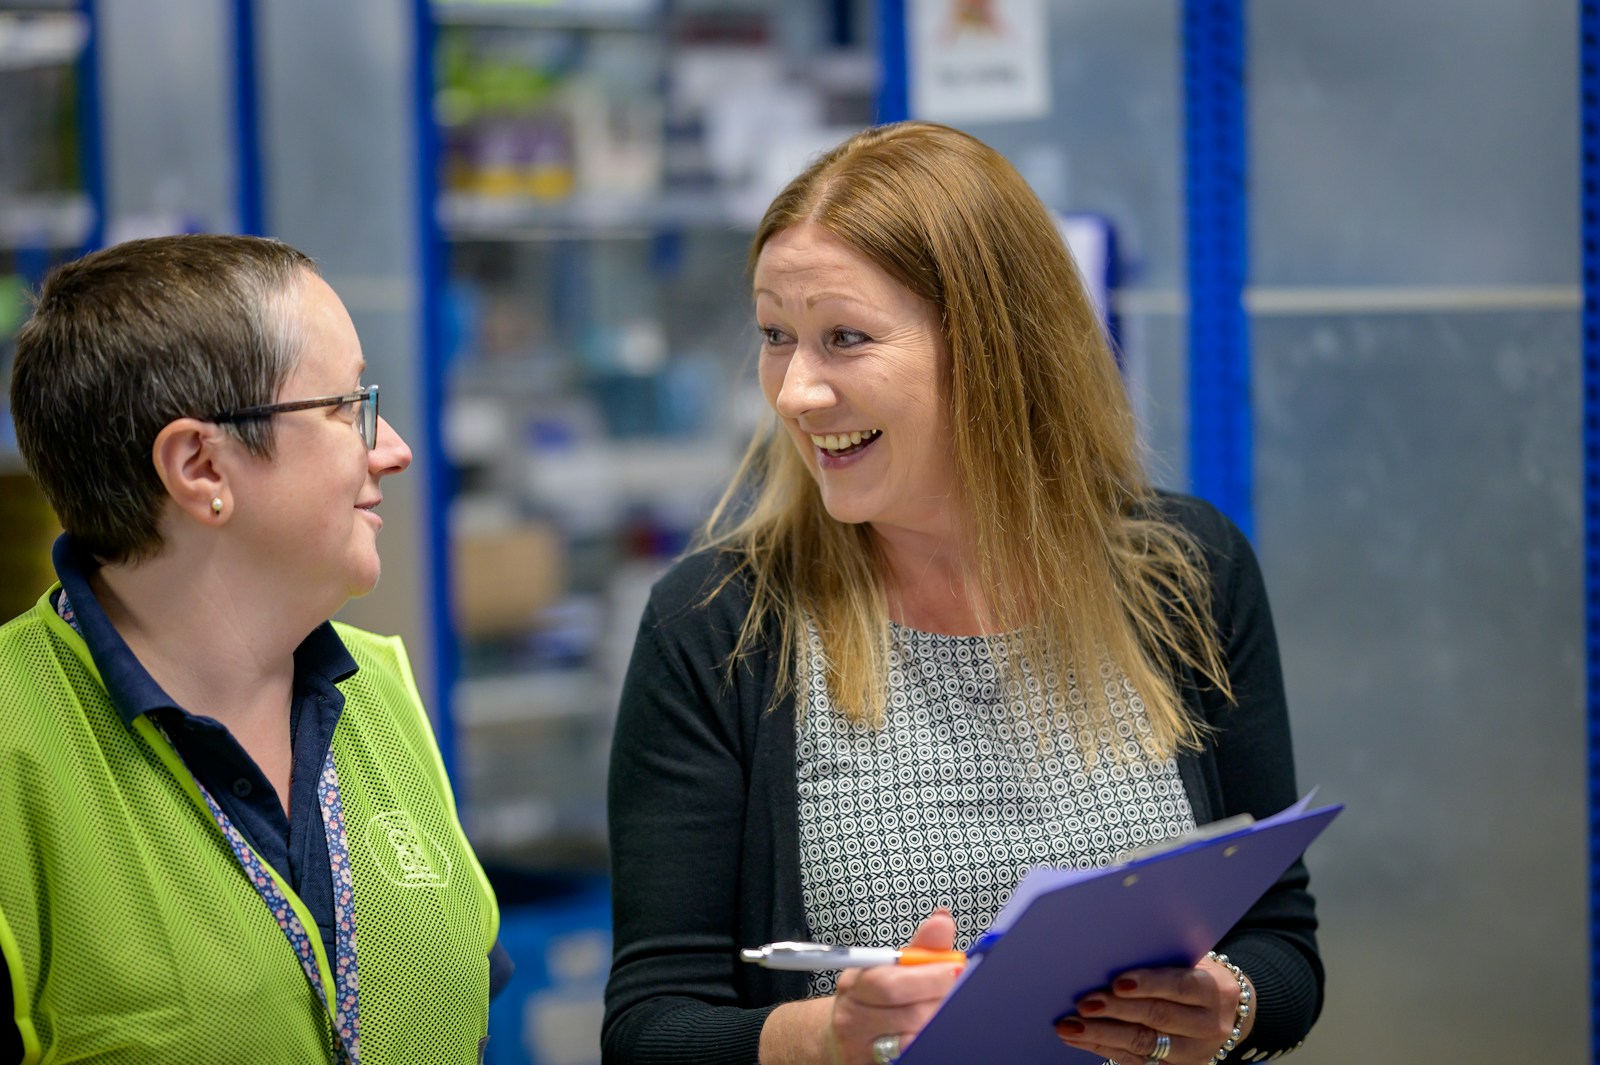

{"left": 772, "top": 345, "right": 836, "bottom": 420}
{"left": 370, "top": 416, "right": 413, "bottom": 477}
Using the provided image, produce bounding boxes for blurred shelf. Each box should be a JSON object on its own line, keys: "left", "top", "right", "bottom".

{"left": 0, "top": 193, "right": 93, "bottom": 250}
{"left": 439, "top": 189, "right": 763, "bottom": 240}
{"left": 456, "top": 669, "right": 599, "bottom": 727}
{"left": 431, "top": 0, "right": 658, "bottom": 32}
{"left": 0, "top": 7, "right": 87, "bottom": 71}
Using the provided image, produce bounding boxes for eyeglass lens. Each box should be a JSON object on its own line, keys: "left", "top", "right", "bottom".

{"left": 363, "top": 385, "right": 379, "bottom": 450}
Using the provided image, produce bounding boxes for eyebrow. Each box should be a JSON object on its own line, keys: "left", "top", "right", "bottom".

{"left": 752, "top": 289, "right": 863, "bottom": 309}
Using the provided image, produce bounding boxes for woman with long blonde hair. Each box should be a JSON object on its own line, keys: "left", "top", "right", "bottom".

{"left": 604, "top": 122, "right": 1321, "bottom": 1065}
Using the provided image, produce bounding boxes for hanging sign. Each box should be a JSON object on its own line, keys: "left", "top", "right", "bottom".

{"left": 909, "top": 0, "right": 1051, "bottom": 123}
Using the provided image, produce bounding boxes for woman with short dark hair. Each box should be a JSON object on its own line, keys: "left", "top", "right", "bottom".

{"left": 1, "top": 234, "right": 506, "bottom": 1064}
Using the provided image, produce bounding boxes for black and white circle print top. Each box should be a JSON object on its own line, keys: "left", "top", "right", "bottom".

{"left": 795, "top": 621, "right": 1196, "bottom": 998}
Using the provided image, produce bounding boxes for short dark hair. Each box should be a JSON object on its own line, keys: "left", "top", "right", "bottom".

{"left": 10, "top": 234, "right": 318, "bottom": 563}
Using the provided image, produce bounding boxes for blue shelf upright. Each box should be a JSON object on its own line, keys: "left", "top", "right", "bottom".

{"left": 1182, "top": 0, "right": 1253, "bottom": 540}
{"left": 411, "top": 0, "right": 461, "bottom": 783}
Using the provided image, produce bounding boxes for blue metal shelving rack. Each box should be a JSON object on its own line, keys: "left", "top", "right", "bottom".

{"left": 229, "top": 0, "right": 263, "bottom": 236}
{"left": 411, "top": 0, "right": 460, "bottom": 780}
{"left": 1182, "top": 0, "right": 1252, "bottom": 540}
{"left": 75, "top": 0, "right": 105, "bottom": 257}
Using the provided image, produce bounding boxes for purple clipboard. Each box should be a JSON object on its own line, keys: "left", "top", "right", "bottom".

{"left": 895, "top": 796, "right": 1341, "bottom": 1065}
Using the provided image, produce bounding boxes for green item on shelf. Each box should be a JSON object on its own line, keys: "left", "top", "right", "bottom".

{"left": 0, "top": 275, "right": 25, "bottom": 340}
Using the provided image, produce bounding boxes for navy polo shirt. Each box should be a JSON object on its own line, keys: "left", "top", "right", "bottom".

{"left": 2, "top": 536, "right": 510, "bottom": 1063}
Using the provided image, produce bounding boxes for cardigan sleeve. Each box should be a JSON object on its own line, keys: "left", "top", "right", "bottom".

{"left": 1173, "top": 496, "right": 1325, "bottom": 1057}
{"left": 602, "top": 556, "right": 778, "bottom": 1065}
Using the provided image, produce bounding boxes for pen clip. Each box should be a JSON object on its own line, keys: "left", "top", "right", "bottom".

{"left": 741, "top": 941, "right": 841, "bottom": 965}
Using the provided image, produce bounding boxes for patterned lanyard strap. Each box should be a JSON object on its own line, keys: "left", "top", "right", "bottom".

{"left": 58, "top": 591, "right": 364, "bottom": 1063}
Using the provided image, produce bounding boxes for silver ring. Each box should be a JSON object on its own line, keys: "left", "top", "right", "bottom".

{"left": 871, "top": 1033, "right": 903, "bottom": 1064}
{"left": 1144, "top": 1032, "right": 1173, "bottom": 1063}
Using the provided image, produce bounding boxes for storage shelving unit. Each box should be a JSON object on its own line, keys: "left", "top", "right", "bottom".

{"left": 420, "top": 0, "right": 877, "bottom": 872}
{"left": 0, "top": 0, "right": 100, "bottom": 461}
{"left": 0, "top": 0, "right": 98, "bottom": 619}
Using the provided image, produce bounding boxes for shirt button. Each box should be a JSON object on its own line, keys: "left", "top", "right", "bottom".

{"left": 232, "top": 778, "right": 253, "bottom": 798}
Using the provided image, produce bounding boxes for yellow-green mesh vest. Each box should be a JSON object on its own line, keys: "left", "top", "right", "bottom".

{"left": 0, "top": 590, "right": 499, "bottom": 1064}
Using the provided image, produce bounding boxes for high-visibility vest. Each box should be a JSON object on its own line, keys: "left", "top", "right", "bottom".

{"left": 0, "top": 590, "right": 499, "bottom": 1063}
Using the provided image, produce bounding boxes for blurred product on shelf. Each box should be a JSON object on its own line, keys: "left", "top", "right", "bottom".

{"left": 0, "top": 472, "right": 60, "bottom": 621}
{"left": 453, "top": 519, "right": 566, "bottom": 638}
{"left": 436, "top": 21, "right": 662, "bottom": 205}
{"left": 0, "top": 9, "right": 86, "bottom": 198}
{"left": 1, "top": 7, "right": 90, "bottom": 626}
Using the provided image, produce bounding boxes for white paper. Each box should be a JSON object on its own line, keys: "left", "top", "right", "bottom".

{"left": 910, "top": 0, "right": 1051, "bottom": 123}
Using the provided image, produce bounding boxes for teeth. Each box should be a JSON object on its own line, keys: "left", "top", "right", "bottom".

{"left": 810, "top": 428, "right": 880, "bottom": 452}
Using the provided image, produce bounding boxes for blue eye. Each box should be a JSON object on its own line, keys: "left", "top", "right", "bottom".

{"left": 759, "top": 326, "right": 789, "bottom": 345}
{"left": 832, "top": 329, "right": 870, "bottom": 348}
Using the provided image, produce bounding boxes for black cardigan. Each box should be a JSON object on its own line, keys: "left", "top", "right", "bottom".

{"left": 604, "top": 494, "right": 1322, "bottom": 1064}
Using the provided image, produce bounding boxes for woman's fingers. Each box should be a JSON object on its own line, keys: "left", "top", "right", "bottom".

{"left": 1056, "top": 1015, "right": 1209, "bottom": 1064}
{"left": 832, "top": 965, "right": 962, "bottom": 1065}
{"left": 1111, "top": 961, "right": 1236, "bottom": 1013}
{"left": 905, "top": 906, "right": 957, "bottom": 950}
{"left": 837, "top": 959, "right": 962, "bottom": 1007}
{"left": 1055, "top": 959, "right": 1250, "bottom": 1064}
{"left": 831, "top": 912, "right": 963, "bottom": 1065}
{"left": 1072, "top": 987, "right": 1215, "bottom": 1036}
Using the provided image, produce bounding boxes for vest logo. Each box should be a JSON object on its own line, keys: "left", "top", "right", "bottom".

{"left": 366, "top": 811, "right": 454, "bottom": 888}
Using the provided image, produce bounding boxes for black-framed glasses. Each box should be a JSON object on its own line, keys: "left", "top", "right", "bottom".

{"left": 209, "top": 384, "right": 379, "bottom": 450}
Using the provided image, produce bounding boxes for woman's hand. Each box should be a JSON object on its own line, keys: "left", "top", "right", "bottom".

{"left": 825, "top": 909, "right": 964, "bottom": 1065}
{"left": 1053, "top": 954, "right": 1254, "bottom": 1065}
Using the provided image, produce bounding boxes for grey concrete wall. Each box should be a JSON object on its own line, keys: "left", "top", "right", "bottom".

{"left": 962, "top": 1, "right": 1583, "bottom": 1059}
{"left": 255, "top": 0, "right": 432, "bottom": 710}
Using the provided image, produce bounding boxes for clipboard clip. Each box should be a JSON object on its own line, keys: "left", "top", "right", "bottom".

{"left": 1113, "top": 813, "right": 1256, "bottom": 866}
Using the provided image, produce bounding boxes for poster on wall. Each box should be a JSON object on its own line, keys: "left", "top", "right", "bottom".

{"left": 909, "top": 0, "right": 1051, "bottom": 124}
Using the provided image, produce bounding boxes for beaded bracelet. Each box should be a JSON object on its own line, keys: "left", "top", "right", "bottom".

{"left": 1205, "top": 951, "right": 1252, "bottom": 1064}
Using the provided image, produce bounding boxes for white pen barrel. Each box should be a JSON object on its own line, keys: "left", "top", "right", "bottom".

{"left": 761, "top": 947, "right": 903, "bottom": 970}
{"left": 836, "top": 948, "right": 903, "bottom": 968}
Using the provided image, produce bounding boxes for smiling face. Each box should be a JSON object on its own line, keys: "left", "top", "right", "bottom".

{"left": 231, "top": 271, "right": 411, "bottom": 615}
{"left": 754, "top": 223, "right": 958, "bottom": 540}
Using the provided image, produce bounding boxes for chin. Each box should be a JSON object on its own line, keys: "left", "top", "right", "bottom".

{"left": 344, "top": 556, "right": 383, "bottom": 599}
{"left": 818, "top": 498, "right": 875, "bottom": 526}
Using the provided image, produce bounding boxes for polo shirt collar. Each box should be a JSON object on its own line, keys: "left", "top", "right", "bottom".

{"left": 50, "top": 533, "right": 358, "bottom": 729}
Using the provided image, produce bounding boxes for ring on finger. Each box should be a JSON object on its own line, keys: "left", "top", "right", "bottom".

{"left": 871, "top": 1033, "right": 903, "bottom": 1064}
{"left": 1143, "top": 1031, "right": 1172, "bottom": 1063}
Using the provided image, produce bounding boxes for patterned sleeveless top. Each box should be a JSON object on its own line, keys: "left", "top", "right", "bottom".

{"left": 795, "top": 622, "right": 1196, "bottom": 996}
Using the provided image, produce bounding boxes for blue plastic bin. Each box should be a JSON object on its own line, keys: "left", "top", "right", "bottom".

{"left": 485, "top": 870, "right": 612, "bottom": 1065}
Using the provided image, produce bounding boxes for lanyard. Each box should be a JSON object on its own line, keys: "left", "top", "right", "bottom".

{"left": 58, "top": 591, "right": 364, "bottom": 1063}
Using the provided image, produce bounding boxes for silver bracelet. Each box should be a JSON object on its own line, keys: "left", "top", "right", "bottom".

{"left": 1205, "top": 951, "right": 1252, "bottom": 1064}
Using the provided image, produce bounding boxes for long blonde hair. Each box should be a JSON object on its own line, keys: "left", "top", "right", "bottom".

{"left": 702, "top": 121, "right": 1228, "bottom": 756}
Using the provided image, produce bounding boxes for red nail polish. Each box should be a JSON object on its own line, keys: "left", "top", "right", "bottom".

{"left": 1057, "top": 1019, "right": 1085, "bottom": 1036}
{"left": 1078, "top": 998, "right": 1106, "bottom": 1014}
{"left": 1114, "top": 977, "right": 1138, "bottom": 993}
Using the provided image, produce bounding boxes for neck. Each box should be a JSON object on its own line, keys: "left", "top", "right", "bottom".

{"left": 91, "top": 546, "right": 309, "bottom": 729}
{"left": 872, "top": 524, "right": 992, "bottom": 636}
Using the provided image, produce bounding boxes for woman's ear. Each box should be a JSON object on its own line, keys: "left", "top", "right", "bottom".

{"left": 151, "top": 418, "right": 233, "bottom": 523}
